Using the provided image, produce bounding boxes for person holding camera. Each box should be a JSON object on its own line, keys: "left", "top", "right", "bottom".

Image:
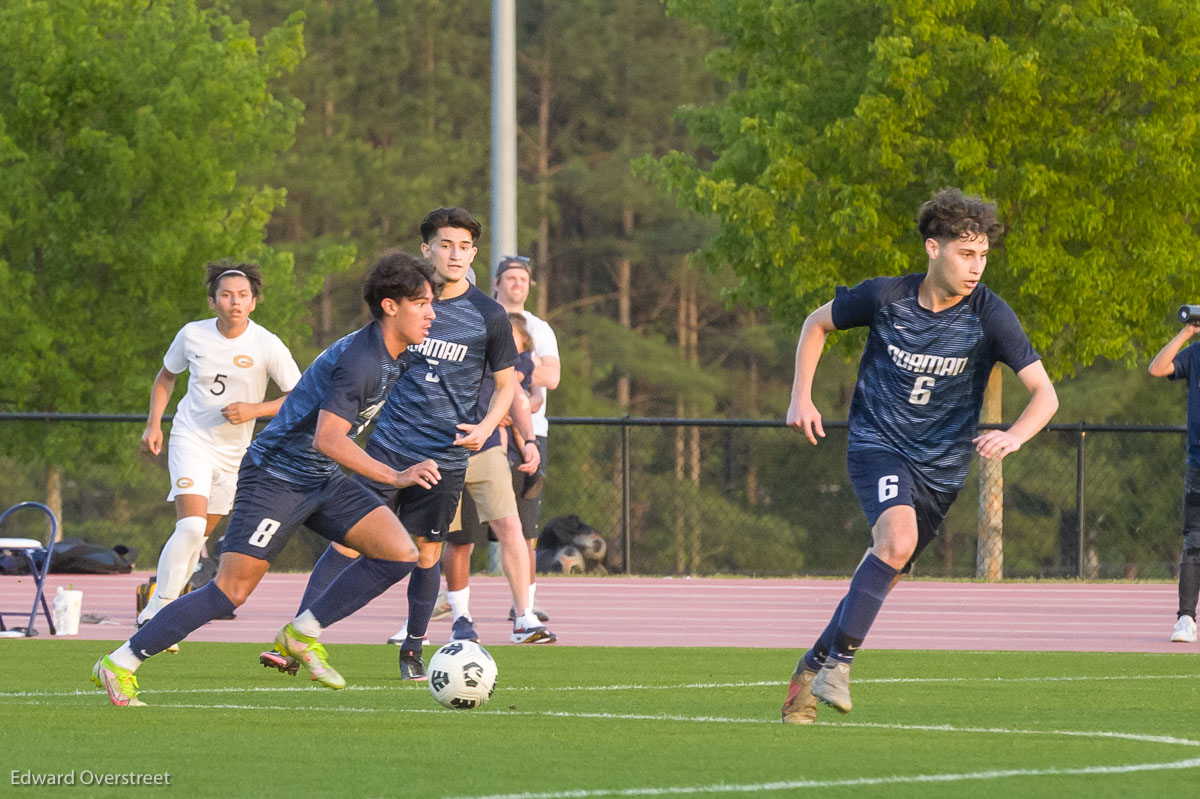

{"left": 1148, "top": 307, "right": 1200, "bottom": 644}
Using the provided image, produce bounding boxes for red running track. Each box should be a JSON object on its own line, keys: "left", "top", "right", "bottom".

{"left": 0, "top": 572, "right": 1193, "bottom": 654}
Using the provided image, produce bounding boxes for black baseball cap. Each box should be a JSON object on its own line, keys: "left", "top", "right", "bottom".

{"left": 495, "top": 255, "right": 533, "bottom": 281}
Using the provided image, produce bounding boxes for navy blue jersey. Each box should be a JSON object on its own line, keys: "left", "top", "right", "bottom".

{"left": 1170, "top": 343, "right": 1200, "bottom": 467}
{"left": 833, "top": 273, "right": 1039, "bottom": 492}
{"left": 369, "top": 285, "right": 517, "bottom": 471}
{"left": 246, "top": 322, "right": 408, "bottom": 486}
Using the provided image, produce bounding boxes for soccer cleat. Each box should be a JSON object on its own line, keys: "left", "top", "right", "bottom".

{"left": 511, "top": 622, "right": 556, "bottom": 644}
{"left": 259, "top": 647, "right": 300, "bottom": 676}
{"left": 399, "top": 649, "right": 427, "bottom": 681}
{"left": 431, "top": 590, "right": 452, "bottom": 622}
{"left": 273, "top": 623, "right": 345, "bottom": 690}
{"left": 135, "top": 620, "right": 179, "bottom": 654}
{"left": 90, "top": 655, "right": 146, "bottom": 707}
{"left": 507, "top": 605, "right": 550, "bottom": 623}
{"left": 781, "top": 668, "right": 819, "bottom": 725}
{"left": 812, "top": 660, "right": 853, "bottom": 714}
{"left": 450, "top": 616, "right": 479, "bottom": 642}
{"left": 1171, "top": 615, "right": 1198, "bottom": 643}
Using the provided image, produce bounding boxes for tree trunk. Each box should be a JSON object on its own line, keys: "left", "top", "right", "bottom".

{"left": 746, "top": 309, "right": 759, "bottom": 507}
{"left": 976, "top": 365, "right": 1004, "bottom": 580}
{"left": 686, "top": 271, "right": 701, "bottom": 573}
{"left": 45, "top": 463, "right": 63, "bottom": 542}
{"left": 673, "top": 264, "right": 688, "bottom": 574}
{"left": 615, "top": 205, "right": 633, "bottom": 409}
{"left": 536, "top": 62, "right": 551, "bottom": 318}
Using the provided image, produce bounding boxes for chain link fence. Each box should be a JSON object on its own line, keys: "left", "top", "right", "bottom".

{"left": 541, "top": 419, "right": 1188, "bottom": 580}
{"left": 0, "top": 414, "right": 1188, "bottom": 579}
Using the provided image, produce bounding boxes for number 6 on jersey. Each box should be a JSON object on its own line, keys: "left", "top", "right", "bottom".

{"left": 908, "top": 376, "right": 935, "bottom": 405}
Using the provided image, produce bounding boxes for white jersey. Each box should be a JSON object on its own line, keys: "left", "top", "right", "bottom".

{"left": 164, "top": 318, "right": 302, "bottom": 471}
{"left": 521, "top": 311, "right": 559, "bottom": 437}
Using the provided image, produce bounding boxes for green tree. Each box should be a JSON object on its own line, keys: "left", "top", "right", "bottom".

{"left": 645, "top": 0, "right": 1200, "bottom": 375}
{"left": 0, "top": 0, "right": 308, "bottom": 525}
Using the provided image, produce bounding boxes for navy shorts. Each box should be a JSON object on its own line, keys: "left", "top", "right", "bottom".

{"left": 222, "top": 461, "right": 384, "bottom": 563}
{"left": 360, "top": 440, "right": 465, "bottom": 543}
{"left": 846, "top": 447, "right": 957, "bottom": 570}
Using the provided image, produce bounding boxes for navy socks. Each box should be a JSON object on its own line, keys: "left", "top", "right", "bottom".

{"left": 308, "top": 557, "right": 416, "bottom": 628}
{"left": 402, "top": 563, "right": 441, "bottom": 651}
{"left": 801, "top": 553, "right": 899, "bottom": 670}
{"left": 128, "top": 582, "right": 236, "bottom": 659}
{"left": 827, "top": 552, "right": 899, "bottom": 664}
{"left": 297, "top": 545, "right": 357, "bottom": 615}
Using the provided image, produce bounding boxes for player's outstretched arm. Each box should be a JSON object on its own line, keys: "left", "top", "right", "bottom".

{"left": 312, "top": 410, "right": 439, "bottom": 488}
{"left": 140, "top": 367, "right": 179, "bottom": 456}
{"left": 1148, "top": 323, "right": 1199, "bottom": 378}
{"left": 786, "top": 301, "right": 837, "bottom": 446}
{"left": 973, "top": 360, "right": 1058, "bottom": 461}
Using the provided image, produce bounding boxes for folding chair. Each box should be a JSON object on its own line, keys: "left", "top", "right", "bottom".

{"left": 0, "top": 502, "right": 58, "bottom": 636}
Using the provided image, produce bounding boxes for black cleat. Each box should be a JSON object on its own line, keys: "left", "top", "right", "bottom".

{"left": 260, "top": 648, "right": 300, "bottom": 676}
{"left": 399, "top": 649, "right": 427, "bottom": 681}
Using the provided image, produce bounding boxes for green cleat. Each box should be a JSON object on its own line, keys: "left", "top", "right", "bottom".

{"left": 274, "top": 623, "right": 345, "bottom": 690}
{"left": 91, "top": 655, "right": 146, "bottom": 707}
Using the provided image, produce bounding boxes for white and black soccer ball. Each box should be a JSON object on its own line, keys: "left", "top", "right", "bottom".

{"left": 428, "top": 640, "right": 498, "bottom": 710}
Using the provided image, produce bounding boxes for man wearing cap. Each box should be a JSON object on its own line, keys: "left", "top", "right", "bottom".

{"left": 493, "top": 255, "right": 561, "bottom": 622}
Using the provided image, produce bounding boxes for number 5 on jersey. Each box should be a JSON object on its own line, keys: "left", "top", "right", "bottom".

{"left": 908, "top": 376, "right": 935, "bottom": 405}
{"left": 248, "top": 518, "right": 281, "bottom": 548}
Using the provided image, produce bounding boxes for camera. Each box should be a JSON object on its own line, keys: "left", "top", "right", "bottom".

{"left": 1178, "top": 305, "right": 1200, "bottom": 324}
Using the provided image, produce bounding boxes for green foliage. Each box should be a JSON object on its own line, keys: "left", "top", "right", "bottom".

{"left": 646, "top": 0, "right": 1200, "bottom": 376}
{"left": 0, "top": 0, "right": 308, "bottom": 469}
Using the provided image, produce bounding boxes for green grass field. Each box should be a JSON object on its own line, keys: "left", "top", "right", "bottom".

{"left": 2, "top": 642, "right": 1198, "bottom": 797}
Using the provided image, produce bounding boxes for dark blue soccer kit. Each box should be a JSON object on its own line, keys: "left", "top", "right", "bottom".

{"left": 222, "top": 321, "right": 410, "bottom": 561}
{"left": 833, "top": 273, "right": 1039, "bottom": 562}
{"left": 362, "top": 284, "right": 517, "bottom": 540}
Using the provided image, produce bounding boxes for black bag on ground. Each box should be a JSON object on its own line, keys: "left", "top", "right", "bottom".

{"left": 43, "top": 537, "right": 138, "bottom": 574}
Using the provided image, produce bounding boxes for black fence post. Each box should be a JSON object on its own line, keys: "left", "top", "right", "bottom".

{"left": 1076, "top": 423, "right": 1087, "bottom": 579}
{"left": 621, "top": 416, "right": 631, "bottom": 575}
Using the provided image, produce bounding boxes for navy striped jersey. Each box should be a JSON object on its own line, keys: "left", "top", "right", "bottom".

{"left": 246, "top": 321, "right": 409, "bottom": 486}
{"left": 833, "top": 273, "right": 1039, "bottom": 492}
{"left": 369, "top": 285, "right": 517, "bottom": 472}
{"left": 1170, "top": 343, "right": 1200, "bottom": 467}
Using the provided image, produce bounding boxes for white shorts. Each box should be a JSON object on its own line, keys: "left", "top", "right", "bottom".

{"left": 166, "top": 435, "right": 238, "bottom": 515}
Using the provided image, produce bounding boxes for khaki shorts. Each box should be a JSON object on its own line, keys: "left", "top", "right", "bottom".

{"left": 449, "top": 446, "right": 519, "bottom": 532}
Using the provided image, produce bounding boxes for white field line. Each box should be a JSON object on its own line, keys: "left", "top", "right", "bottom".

{"left": 1, "top": 672, "right": 1196, "bottom": 700}
{"left": 441, "top": 758, "right": 1200, "bottom": 799}
{"left": 5, "top": 697, "right": 1199, "bottom": 751}
{"left": 8, "top": 697, "right": 1198, "bottom": 794}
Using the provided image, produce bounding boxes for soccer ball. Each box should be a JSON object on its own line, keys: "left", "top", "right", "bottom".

{"left": 428, "top": 640, "right": 498, "bottom": 710}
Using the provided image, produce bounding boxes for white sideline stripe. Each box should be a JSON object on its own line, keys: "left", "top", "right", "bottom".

{"left": 10, "top": 697, "right": 1200, "bottom": 750}
{"left": 442, "top": 758, "right": 1200, "bottom": 799}
{"left": 1, "top": 673, "right": 1196, "bottom": 700}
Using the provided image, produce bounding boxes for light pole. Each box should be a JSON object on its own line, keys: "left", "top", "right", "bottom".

{"left": 489, "top": 0, "right": 517, "bottom": 294}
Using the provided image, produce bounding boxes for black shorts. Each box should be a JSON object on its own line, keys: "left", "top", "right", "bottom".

{"left": 1183, "top": 465, "right": 1200, "bottom": 551}
{"left": 360, "top": 439, "right": 464, "bottom": 543}
{"left": 221, "top": 461, "right": 383, "bottom": 563}
{"left": 510, "top": 435, "right": 547, "bottom": 540}
{"left": 846, "top": 447, "right": 957, "bottom": 570}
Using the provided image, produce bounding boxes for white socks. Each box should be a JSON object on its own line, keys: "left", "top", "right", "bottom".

{"left": 292, "top": 610, "right": 323, "bottom": 639}
{"left": 528, "top": 583, "right": 537, "bottom": 608}
{"left": 448, "top": 587, "right": 471, "bottom": 621}
{"left": 110, "top": 643, "right": 142, "bottom": 672}
{"left": 138, "top": 516, "right": 207, "bottom": 624}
